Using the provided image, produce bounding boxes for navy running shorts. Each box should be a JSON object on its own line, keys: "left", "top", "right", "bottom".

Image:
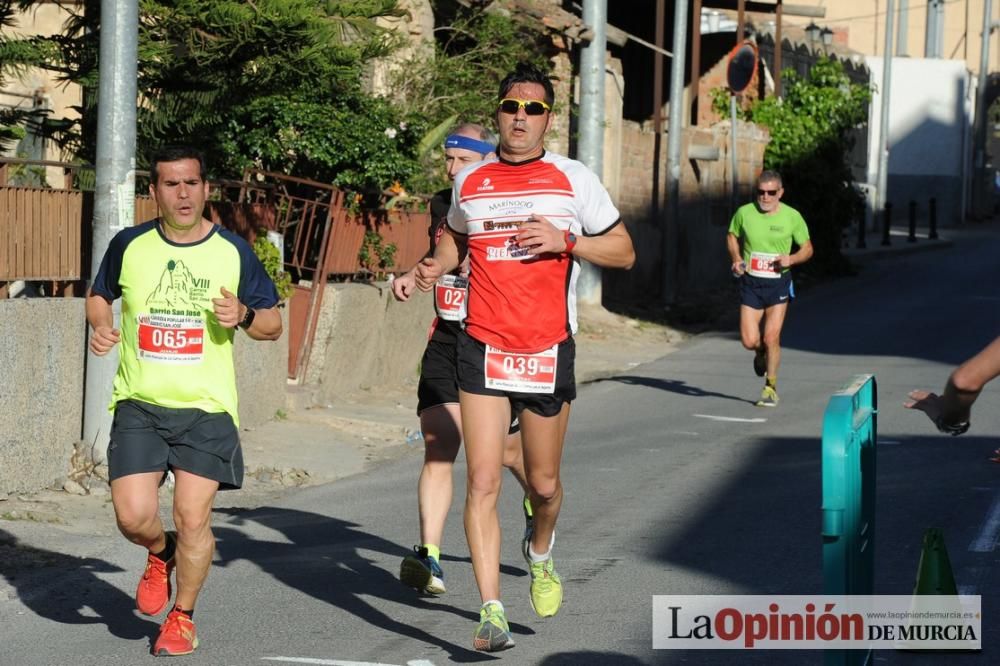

{"left": 108, "top": 399, "right": 243, "bottom": 490}
{"left": 740, "top": 272, "right": 793, "bottom": 310}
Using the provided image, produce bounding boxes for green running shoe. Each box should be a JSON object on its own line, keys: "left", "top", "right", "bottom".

{"left": 756, "top": 385, "right": 779, "bottom": 408}
{"left": 529, "top": 556, "right": 563, "bottom": 617}
{"left": 473, "top": 602, "right": 514, "bottom": 652}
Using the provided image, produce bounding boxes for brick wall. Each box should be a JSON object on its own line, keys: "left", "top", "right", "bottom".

{"left": 604, "top": 118, "right": 769, "bottom": 305}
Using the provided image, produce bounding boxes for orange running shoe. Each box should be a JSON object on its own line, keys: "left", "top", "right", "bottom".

{"left": 136, "top": 533, "right": 175, "bottom": 616}
{"left": 153, "top": 609, "right": 198, "bottom": 656}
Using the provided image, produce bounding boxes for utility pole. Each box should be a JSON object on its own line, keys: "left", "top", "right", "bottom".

{"left": 82, "top": 0, "right": 138, "bottom": 461}
{"left": 875, "top": 0, "right": 896, "bottom": 232}
{"left": 664, "top": 0, "right": 688, "bottom": 305}
{"left": 896, "top": 0, "right": 908, "bottom": 56}
{"left": 577, "top": 0, "right": 607, "bottom": 306}
{"left": 974, "top": 0, "right": 994, "bottom": 217}
{"left": 925, "top": 0, "right": 945, "bottom": 58}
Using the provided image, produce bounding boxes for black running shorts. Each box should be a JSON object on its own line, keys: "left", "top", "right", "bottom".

{"left": 108, "top": 399, "right": 243, "bottom": 490}
{"left": 456, "top": 330, "right": 576, "bottom": 418}
{"left": 417, "top": 337, "right": 520, "bottom": 434}
{"left": 740, "top": 273, "right": 793, "bottom": 309}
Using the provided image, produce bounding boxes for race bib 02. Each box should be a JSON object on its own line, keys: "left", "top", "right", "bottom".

{"left": 748, "top": 251, "right": 781, "bottom": 278}
{"left": 137, "top": 313, "right": 205, "bottom": 364}
{"left": 434, "top": 274, "right": 468, "bottom": 322}
{"left": 484, "top": 344, "right": 558, "bottom": 393}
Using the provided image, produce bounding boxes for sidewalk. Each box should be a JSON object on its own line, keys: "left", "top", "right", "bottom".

{"left": 839, "top": 216, "right": 1000, "bottom": 263}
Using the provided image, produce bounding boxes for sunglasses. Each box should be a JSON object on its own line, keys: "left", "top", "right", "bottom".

{"left": 498, "top": 98, "right": 551, "bottom": 116}
{"left": 757, "top": 188, "right": 779, "bottom": 196}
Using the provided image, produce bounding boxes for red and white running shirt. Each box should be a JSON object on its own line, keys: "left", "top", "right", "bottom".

{"left": 447, "top": 152, "right": 620, "bottom": 353}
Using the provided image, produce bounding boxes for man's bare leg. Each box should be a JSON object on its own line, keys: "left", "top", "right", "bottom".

{"left": 460, "top": 391, "right": 511, "bottom": 603}
{"left": 171, "top": 469, "right": 219, "bottom": 611}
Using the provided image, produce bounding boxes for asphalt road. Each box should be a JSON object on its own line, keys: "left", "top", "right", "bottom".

{"left": 2, "top": 226, "right": 998, "bottom": 666}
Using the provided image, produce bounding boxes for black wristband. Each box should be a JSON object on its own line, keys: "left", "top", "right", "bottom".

{"left": 935, "top": 417, "right": 970, "bottom": 436}
{"left": 238, "top": 306, "right": 256, "bottom": 330}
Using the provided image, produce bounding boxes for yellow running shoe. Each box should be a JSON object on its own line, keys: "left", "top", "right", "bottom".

{"left": 529, "top": 557, "right": 563, "bottom": 617}
{"left": 473, "top": 602, "right": 514, "bottom": 652}
{"left": 756, "top": 385, "right": 779, "bottom": 407}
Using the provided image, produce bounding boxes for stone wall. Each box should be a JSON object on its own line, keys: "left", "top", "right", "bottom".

{"left": 0, "top": 299, "right": 289, "bottom": 495}
{"left": 605, "top": 119, "right": 770, "bottom": 305}
{"left": 307, "top": 283, "right": 435, "bottom": 403}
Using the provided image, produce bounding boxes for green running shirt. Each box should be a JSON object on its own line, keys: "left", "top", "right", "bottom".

{"left": 92, "top": 220, "right": 279, "bottom": 424}
{"left": 728, "top": 202, "right": 810, "bottom": 277}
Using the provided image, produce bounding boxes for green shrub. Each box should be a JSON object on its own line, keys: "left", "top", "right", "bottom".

{"left": 252, "top": 231, "right": 293, "bottom": 301}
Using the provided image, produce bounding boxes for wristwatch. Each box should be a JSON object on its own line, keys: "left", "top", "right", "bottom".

{"left": 238, "top": 305, "right": 256, "bottom": 330}
{"left": 563, "top": 229, "right": 577, "bottom": 254}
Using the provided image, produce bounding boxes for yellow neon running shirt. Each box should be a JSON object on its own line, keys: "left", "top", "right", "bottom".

{"left": 92, "top": 220, "right": 279, "bottom": 425}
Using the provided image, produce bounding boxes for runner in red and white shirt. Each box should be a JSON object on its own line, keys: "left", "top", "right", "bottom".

{"left": 391, "top": 122, "right": 530, "bottom": 598}
{"left": 415, "top": 63, "right": 635, "bottom": 653}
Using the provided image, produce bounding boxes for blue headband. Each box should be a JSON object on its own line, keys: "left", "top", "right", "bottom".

{"left": 444, "top": 134, "right": 495, "bottom": 155}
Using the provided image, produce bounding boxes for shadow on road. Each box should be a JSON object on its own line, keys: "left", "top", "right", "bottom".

{"left": 0, "top": 528, "right": 157, "bottom": 643}
{"left": 213, "top": 506, "right": 534, "bottom": 663}
{"left": 590, "top": 374, "right": 755, "bottom": 405}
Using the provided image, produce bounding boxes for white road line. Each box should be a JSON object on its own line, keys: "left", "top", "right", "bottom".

{"left": 408, "top": 661, "right": 437, "bottom": 666}
{"left": 692, "top": 414, "right": 767, "bottom": 423}
{"left": 262, "top": 658, "right": 404, "bottom": 666}
{"left": 968, "top": 492, "right": 1000, "bottom": 553}
{"left": 878, "top": 440, "right": 901, "bottom": 445}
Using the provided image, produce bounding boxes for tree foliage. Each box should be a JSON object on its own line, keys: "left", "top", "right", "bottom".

{"left": 392, "top": 2, "right": 553, "bottom": 192}
{"left": 16, "top": 0, "right": 422, "bottom": 192}
{"left": 715, "top": 57, "right": 871, "bottom": 275}
{"left": 0, "top": 0, "right": 59, "bottom": 148}
{"left": 219, "top": 92, "right": 426, "bottom": 194}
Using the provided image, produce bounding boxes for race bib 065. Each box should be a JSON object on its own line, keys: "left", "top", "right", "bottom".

{"left": 137, "top": 313, "right": 205, "bottom": 364}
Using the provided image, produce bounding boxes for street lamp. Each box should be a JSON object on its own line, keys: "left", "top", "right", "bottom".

{"left": 805, "top": 21, "right": 821, "bottom": 44}
{"left": 821, "top": 27, "right": 834, "bottom": 47}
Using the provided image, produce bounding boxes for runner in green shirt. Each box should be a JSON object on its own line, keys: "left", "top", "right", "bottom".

{"left": 87, "top": 146, "right": 282, "bottom": 657}
{"left": 727, "top": 170, "right": 813, "bottom": 407}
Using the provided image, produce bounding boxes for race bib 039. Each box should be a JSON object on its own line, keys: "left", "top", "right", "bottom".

{"left": 484, "top": 344, "right": 558, "bottom": 393}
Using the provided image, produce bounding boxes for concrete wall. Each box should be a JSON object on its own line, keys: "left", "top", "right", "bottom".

{"left": 0, "top": 299, "right": 288, "bottom": 495}
{"left": 307, "top": 283, "right": 435, "bottom": 403}
{"left": 0, "top": 299, "right": 83, "bottom": 495}
{"left": 235, "top": 307, "right": 290, "bottom": 428}
{"left": 866, "top": 57, "right": 971, "bottom": 227}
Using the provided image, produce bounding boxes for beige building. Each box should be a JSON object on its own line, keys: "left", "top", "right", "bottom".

{"left": 783, "top": 0, "right": 997, "bottom": 74}
{"left": 1, "top": 1, "right": 81, "bottom": 183}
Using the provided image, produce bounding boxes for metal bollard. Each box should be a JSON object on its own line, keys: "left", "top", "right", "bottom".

{"left": 908, "top": 200, "right": 917, "bottom": 243}
{"left": 929, "top": 197, "right": 938, "bottom": 239}
{"left": 880, "top": 203, "right": 892, "bottom": 246}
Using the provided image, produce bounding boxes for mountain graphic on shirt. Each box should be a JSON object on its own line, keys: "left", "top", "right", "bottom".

{"left": 146, "top": 259, "right": 198, "bottom": 309}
